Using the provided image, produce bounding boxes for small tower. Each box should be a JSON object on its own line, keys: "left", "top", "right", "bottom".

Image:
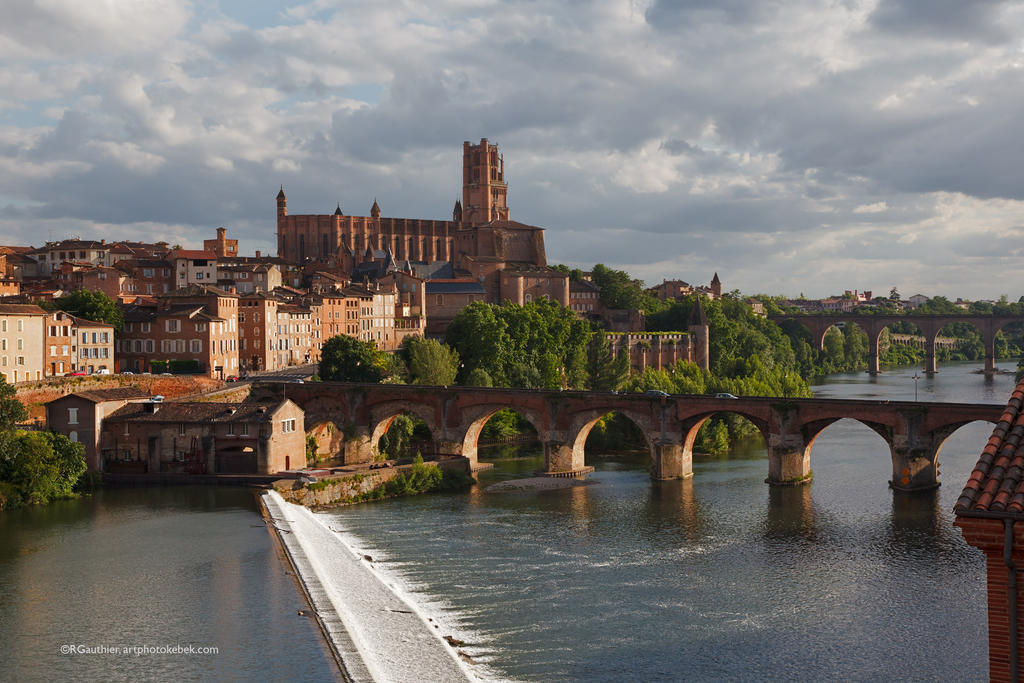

{"left": 453, "top": 199, "right": 463, "bottom": 223}
{"left": 334, "top": 203, "right": 343, "bottom": 216}
{"left": 276, "top": 186, "right": 287, "bottom": 258}
{"left": 462, "top": 138, "right": 509, "bottom": 224}
{"left": 370, "top": 199, "right": 381, "bottom": 219}
{"left": 710, "top": 272, "right": 722, "bottom": 299}
{"left": 688, "top": 296, "right": 710, "bottom": 371}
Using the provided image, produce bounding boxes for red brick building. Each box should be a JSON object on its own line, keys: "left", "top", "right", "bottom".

{"left": 955, "top": 378, "right": 1024, "bottom": 682}
{"left": 275, "top": 138, "right": 567, "bottom": 331}
{"left": 118, "top": 285, "right": 239, "bottom": 377}
{"left": 100, "top": 398, "right": 306, "bottom": 475}
{"left": 45, "top": 388, "right": 151, "bottom": 471}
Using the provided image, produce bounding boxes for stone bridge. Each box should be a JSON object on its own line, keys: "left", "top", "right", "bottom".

{"left": 770, "top": 314, "right": 1024, "bottom": 374}
{"left": 250, "top": 382, "right": 1003, "bottom": 492}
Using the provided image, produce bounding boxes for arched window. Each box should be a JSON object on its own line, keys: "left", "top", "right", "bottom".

{"left": 69, "top": 431, "right": 78, "bottom": 442}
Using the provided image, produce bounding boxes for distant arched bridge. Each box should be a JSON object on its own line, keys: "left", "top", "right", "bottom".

{"left": 769, "top": 314, "right": 1024, "bottom": 375}
{"left": 251, "top": 382, "right": 1003, "bottom": 492}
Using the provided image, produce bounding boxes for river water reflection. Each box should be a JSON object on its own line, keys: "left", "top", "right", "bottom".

{"left": 0, "top": 486, "right": 337, "bottom": 682}
{"left": 320, "top": 362, "right": 1010, "bottom": 681}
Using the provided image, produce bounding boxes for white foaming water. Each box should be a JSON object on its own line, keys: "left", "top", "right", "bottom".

{"left": 314, "top": 507, "right": 510, "bottom": 678}
{"left": 263, "top": 491, "right": 497, "bottom": 682}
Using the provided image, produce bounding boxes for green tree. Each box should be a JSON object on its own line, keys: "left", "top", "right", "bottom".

{"left": 586, "top": 329, "right": 628, "bottom": 391}
{"left": 465, "top": 367, "right": 493, "bottom": 387}
{"left": 378, "top": 414, "right": 416, "bottom": 459}
{"left": 590, "top": 264, "right": 663, "bottom": 312}
{"left": 55, "top": 289, "right": 124, "bottom": 332}
{"left": 319, "top": 335, "right": 387, "bottom": 382}
{"left": 446, "top": 299, "right": 591, "bottom": 390}
{"left": 0, "top": 377, "right": 28, "bottom": 476}
{"left": 405, "top": 337, "right": 460, "bottom": 386}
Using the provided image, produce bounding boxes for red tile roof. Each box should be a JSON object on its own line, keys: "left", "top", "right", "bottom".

{"left": 955, "top": 379, "right": 1024, "bottom": 515}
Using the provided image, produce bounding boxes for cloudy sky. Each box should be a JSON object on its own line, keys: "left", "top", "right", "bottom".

{"left": 2, "top": 0, "right": 1024, "bottom": 299}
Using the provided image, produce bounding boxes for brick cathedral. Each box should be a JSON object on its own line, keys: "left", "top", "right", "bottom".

{"left": 275, "top": 138, "right": 569, "bottom": 309}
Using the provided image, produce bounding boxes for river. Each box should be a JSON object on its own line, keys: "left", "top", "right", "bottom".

{"left": 0, "top": 486, "right": 339, "bottom": 682}
{"left": 317, "top": 362, "right": 1011, "bottom": 681}
{"left": 0, "top": 361, "right": 1011, "bottom": 681}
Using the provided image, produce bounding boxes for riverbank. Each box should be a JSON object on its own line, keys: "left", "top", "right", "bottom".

{"left": 260, "top": 490, "right": 477, "bottom": 682}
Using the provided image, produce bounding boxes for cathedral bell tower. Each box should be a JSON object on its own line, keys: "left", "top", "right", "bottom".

{"left": 462, "top": 138, "right": 509, "bottom": 224}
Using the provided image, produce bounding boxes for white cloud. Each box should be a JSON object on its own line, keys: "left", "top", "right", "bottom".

{"left": 0, "top": 1, "right": 1023, "bottom": 300}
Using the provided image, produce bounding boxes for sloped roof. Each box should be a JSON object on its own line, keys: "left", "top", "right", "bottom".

{"left": 425, "top": 280, "right": 486, "bottom": 294}
{"left": 0, "top": 303, "right": 47, "bottom": 315}
{"left": 48, "top": 387, "right": 150, "bottom": 404}
{"left": 105, "top": 400, "right": 289, "bottom": 424}
{"left": 956, "top": 380, "right": 1024, "bottom": 515}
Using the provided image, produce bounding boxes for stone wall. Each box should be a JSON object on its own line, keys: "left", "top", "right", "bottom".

{"left": 274, "top": 458, "right": 468, "bottom": 509}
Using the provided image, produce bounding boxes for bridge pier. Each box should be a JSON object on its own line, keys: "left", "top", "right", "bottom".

{"left": 343, "top": 428, "right": 374, "bottom": 464}
{"left": 889, "top": 446, "right": 938, "bottom": 492}
{"left": 543, "top": 441, "right": 584, "bottom": 474}
{"left": 766, "top": 434, "right": 812, "bottom": 485}
{"left": 867, "top": 343, "right": 880, "bottom": 375}
{"left": 924, "top": 341, "right": 938, "bottom": 375}
{"left": 980, "top": 323, "right": 1000, "bottom": 376}
{"left": 651, "top": 441, "right": 692, "bottom": 480}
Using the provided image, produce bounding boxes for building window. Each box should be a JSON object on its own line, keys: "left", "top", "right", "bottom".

{"left": 178, "top": 424, "right": 186, "bottom": 436}
{"left": 240, "top": 423, "right": 248, "bottom": 436}
{"left": 68, "top": 407, "right": 78, "bottom": 424}
{"left": 281, "top": 418, "right": 296, "bottom": 433}
{"left": 69, "top": 431, "right": 78, "bottom": 442}
{"left": 124, "top": 423, "right": 130, "bottom": 436}
{"left": 227, "top": 423, "right": 235, "bottom": 436}
{"left": 166, "top": 320, "right": 180, "bottom": 333}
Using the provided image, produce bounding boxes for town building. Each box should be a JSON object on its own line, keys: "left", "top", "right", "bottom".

{"left": 204, "top": 227, "right": 239, "bottom": 258}
{"left": 238, "top": 292, "right": 281, "bottom": 373}
{"left": 216, "top": 262, "right": 281, "bottom": 294}
{"left": 275, "top": 303, "right": 316, "bottom": 367}
{"left": 117, "top": 285, "right": 239, "bottom": 377}
{"left": 44, "top": 387, "right": 151, "bottom": 470}
{"left": 170, "top": 249, "right": 219, "bottom": 286}
{"left": 569, "top": 279, "right": 602, "bottom": 317}
{"left": 99, "top": 398, "right": 305, "bottom": 474}
{"left": 44, "top": 310, "right": 76, "bottom": 377}
{"left": 0, "top": 303, "right": 47, "bottom": 383}
{"left": 424, "top": 280, "right": 489, "bottom": 337}
{"left": 75, "top": 318, "right": 115, "bottom": 374}
{"left": 954, "top": 378, "right": 1024, "bottom": 682}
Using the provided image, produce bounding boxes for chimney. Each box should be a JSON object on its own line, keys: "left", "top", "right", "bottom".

{"left": 255, "top": 250, "right": 261, "bottom": 258}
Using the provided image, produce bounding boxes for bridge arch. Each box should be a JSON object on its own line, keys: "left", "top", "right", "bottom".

{"left": 681, "top": 411, "right": 771, "bottom": 461}
{"left": 368, "top": 401, "right": 440, "bottom": 459}
{"left": 564, "top": 408, "right": 655, "bottom": 474}
{"left": 459, "top": 404, "right": 547, "bottom": 468}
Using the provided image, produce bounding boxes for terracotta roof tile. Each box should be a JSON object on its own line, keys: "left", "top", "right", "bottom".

{"left": 956, "top": 377, "right": 1024, "bottom": 516}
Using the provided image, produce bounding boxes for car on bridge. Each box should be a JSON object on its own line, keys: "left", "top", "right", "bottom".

{"left": 715, "top": 393, "right": 739, "bottom": 399}
{"left": 645, "top": 390, "right": 670, "bottom": 398}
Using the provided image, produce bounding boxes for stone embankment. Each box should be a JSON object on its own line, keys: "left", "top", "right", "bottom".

{"left": 275, "top": 457, "right": 472, "bottom": 509}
